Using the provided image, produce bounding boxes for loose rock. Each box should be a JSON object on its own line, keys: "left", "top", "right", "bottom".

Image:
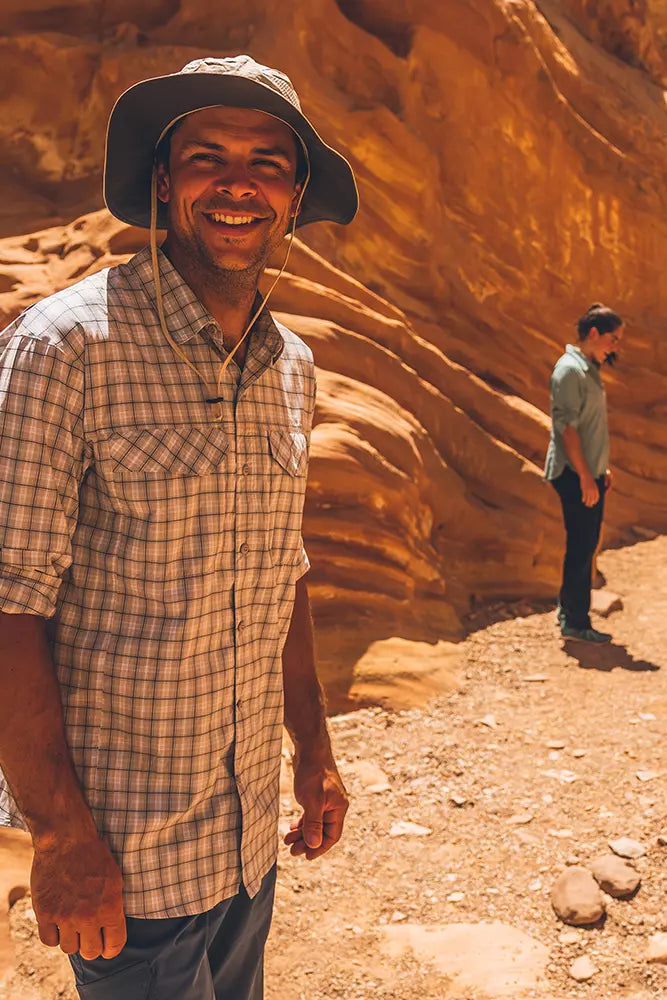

{"left": 449, "top": 794, "right": 470, "bottom": 807}
{"left": 551, "top": 867, "right": 605, "bottom": 926}
{"left": 609, "top": 837, "right": 646, "bottom": 859}
{"left": 590, "top": 589, "right": 623, "bottom": 617}
{"left": 389, "top": 821, "right": 432, "bottom": 838}
{"left": 589, "top": 855, "right": 640, "bottom": 898}
{"left": 646, "top": 933, "right": 667, "bottom": 964}
{"left": 569, "top": 955, "right": 598, "bottom": 981}
{"left": 347, "top": 760, "right": 391, "bottom": 793}
{"left": 507, "top": 813, "right": 534, "bottom": 826}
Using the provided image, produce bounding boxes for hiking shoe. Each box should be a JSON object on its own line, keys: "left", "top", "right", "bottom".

{"left": 561, "top": 624, "right": 612, "bottom": 644}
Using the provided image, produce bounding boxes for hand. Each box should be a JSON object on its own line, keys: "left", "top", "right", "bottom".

{"left": 284, "top": 755, "right": 349, "bottom": 861}
{"left": 604, "top": 469, "right": 613, "bottom": 492}
{"left": 30, "top": 833, "right": 126, "bottom": 960}
{"left": 580, "top": 472, "right": 600, "bottom": 507}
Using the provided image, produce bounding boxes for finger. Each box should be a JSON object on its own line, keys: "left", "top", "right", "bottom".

{"left": 101, "top": 917, "right": 127, "bottom": 959}
{"left": 283, "top": 829, "right": 302, "bottom": 845}
{"left": 302, "top": 807, "right": 348, "bottom": 860}
{"left": 58, "top": 928, "right": 80, "bottom": 955}
{"left": 301, "top": 793, "right": 325, "bottom": 849}
{"left": 36, "top": 919, "right": 59, "bottom": 948}
{"left": 79, "top": 927, "right": 104, "bottom": 961}
{"left": 290, "top": 839, "right": 308, "bottom": 857}
{"left": 303, "top": 816, "right": 323, "bottom": 849}
{"left": 324, "top": 810, "right": 346, "bottom": 845}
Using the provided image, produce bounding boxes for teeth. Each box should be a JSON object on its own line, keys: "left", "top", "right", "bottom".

{"left": 210, "top": 213, "right": 256, "bottom": 225}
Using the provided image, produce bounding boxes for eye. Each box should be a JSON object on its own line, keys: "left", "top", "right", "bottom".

{"left": 253, "top": 159, "right": 287, "bottom": 173}
{"left": 191, "top": 153, "right": 224, "bottom": 164}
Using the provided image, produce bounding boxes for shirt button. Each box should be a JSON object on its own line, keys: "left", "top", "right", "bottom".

{"left": 239, "top": 542, "right": 249, "bottom": 555}
{"left": 241, "top": 463, "right": 251, "bottom": 476}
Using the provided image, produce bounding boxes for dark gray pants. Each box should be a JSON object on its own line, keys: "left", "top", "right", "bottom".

{"left": 69, "top": 865, "right": 277, "bottom": 1000}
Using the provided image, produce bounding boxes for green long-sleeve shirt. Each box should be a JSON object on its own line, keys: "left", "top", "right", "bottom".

{"left": 544, "top": 344, "right": 609, "bottom": 481}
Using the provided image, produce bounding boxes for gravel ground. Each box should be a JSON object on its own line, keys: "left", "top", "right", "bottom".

{"left": 3, "top": 537, "right": 666, "bottom": 1000}
{"left": 266, "top": 536, "right": 667, "bottom": 1000}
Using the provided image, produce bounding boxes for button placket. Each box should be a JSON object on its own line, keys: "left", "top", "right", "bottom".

{"left": 233, "top": 403, "right": 252, "bottom": 838}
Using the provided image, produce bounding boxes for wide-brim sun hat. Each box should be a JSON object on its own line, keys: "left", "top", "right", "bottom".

{"left": 104, "top": 55, "right": 359, "bottom": 230}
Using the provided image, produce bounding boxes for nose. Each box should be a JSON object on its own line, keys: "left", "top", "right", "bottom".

{"left": 214, "top": 160, "right": 258, "bottom": 200}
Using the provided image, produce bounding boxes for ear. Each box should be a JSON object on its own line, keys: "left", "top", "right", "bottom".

{"left": 156, "top": 162, "right": 171, "bottom": 205}
{"left": 289, "top": 182, "right": 303, "bottom": 218}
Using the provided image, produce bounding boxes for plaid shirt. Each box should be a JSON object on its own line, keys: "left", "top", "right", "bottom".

{"left": 0, "top": 246, "right": 315, "bottom": 917}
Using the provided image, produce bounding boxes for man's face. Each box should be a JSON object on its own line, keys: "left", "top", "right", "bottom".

{"left": 588, "top": 324, "right": 624, "bottom": 365}
{"left": 157, "top": 107, "right": 302, "bottom": 275}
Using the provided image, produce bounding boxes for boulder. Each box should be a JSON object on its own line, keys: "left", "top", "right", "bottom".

{"left": 551, "top": 867, "right": 605, "bottom": 926}
{"left": 589, "top": 855, "right": 640, "bottom": 898}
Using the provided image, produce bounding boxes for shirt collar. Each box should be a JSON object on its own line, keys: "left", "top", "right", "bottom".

{"left": 565, "top": 343, "right": 603, "bottom": 385}
{"left": 565, "top": 343, "right": 593, "bottom": 372}
{"left": 130, "top": 245, "right": 285, "bottom": 365}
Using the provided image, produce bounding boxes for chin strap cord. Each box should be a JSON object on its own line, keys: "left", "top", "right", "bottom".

{"left": 149, "top": 144, "right": 311, "bottom": 422}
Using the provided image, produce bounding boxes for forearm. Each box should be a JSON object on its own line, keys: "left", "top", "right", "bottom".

{"left": 282, "top": 577, "right": 332, "bottom": 766}
{"left": 561, "top": 425, "right": 594, "bottom": 480}
{"left": 0, "top": 612, "right": 97, "bottom": 845}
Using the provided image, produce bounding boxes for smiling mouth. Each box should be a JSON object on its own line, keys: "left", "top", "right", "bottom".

{"left": 203, "top": 212, "right": 265, "bottom": 228}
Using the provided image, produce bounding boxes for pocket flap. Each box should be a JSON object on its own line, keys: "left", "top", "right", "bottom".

{"left": 97, "top": 425, "right": 229, "bottom": 479}
{"left": 268, "top": 428, "right": 308, "bottom": 477}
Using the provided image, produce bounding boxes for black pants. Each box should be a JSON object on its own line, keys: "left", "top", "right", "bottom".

{"left": 551, "top": 466, "right": 606, "bottom": 630}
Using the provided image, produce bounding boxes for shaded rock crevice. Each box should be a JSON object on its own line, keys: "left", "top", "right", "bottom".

{"left": 333, "top": 0, "right": 415, "bottom": 58}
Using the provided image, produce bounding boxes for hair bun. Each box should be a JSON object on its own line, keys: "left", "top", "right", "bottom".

{"left": 587, "top": 302, "right": 604, "bottom": 311}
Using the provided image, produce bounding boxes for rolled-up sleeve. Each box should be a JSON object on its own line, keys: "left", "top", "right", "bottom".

{"left": 550, "top": 366, "right": 583, "bottom": 434}
{"left": 0, "top": 326, "right": 87, "bottom": 617}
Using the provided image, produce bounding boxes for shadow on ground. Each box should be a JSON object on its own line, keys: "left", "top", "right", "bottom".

{"left": 563, "top": 640, "right": 661, "bottom": 673}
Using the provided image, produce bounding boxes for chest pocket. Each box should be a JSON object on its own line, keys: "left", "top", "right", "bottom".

{"left": 268, "top": 428, "right": 308, "bottom": 477}
{"left": 93, "top": 425, "right": 229, "bottom": 520}
{"left": 100, "top": 425, "right": 229, "bottom": 479}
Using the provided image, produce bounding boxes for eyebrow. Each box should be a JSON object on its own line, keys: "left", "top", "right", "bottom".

{"left": 180, "top": 139, "right": 294, "bottom": 161}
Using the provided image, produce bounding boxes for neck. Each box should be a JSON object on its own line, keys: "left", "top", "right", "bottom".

{"left": 162, "top": 240, "right": 263, "bottom": 345}
{"left": 578, "top": 339, "right": 595, "bottom": 360}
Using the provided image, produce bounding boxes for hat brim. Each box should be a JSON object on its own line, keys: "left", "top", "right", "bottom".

{"left": 104, "top": 73, "right": 358, "bottom": 230}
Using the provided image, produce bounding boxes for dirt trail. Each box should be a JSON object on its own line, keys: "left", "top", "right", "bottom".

{"left": 266, "top": 536, "right": 667, "bottom": 1000}
{"left": 3, "top": 537, "right": 666, "bottom": 1000}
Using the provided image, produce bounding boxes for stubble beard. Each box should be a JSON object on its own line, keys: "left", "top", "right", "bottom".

{"left": 171, "top": 208, "right": 290, "bottom": 307}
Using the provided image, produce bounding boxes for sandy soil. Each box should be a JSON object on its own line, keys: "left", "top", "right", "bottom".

{"left": 3, "top": 536, "right": 666, "bottom": 1000}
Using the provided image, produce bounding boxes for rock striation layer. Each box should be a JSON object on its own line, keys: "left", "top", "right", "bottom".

{"left": 0, "top": 1, "right": 666, "bottom": 700}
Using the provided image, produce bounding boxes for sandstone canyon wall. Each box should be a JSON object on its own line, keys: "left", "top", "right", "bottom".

{"left": 0, "top": 0, "right": 666, "bottom": 700}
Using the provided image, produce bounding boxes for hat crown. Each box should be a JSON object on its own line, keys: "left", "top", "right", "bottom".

{"left": 179, "top": 56, "right": 302, "bottom": 112}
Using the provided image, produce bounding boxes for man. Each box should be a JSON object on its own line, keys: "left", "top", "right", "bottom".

{"left": 0, "top": 55, "right": 358, "bottom": 999}
{"left": 544, "top": 302, "right": 624, "bottom": 644}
